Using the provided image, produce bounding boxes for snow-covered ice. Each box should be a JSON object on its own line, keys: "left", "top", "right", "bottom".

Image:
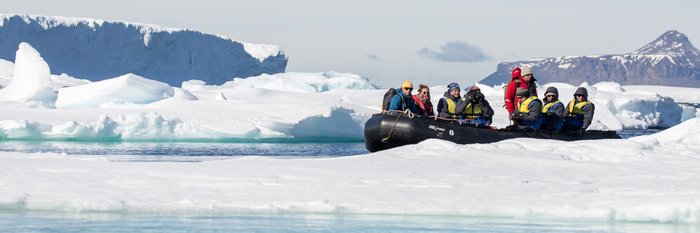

{"left": 1, "top": 119, "right": 700, "bottom": 223}
{"left": 0, "top": 75, "right": 696, "bottom": 141}
{"left": 0, "top": 58, "right": 13, "bottom": 80}
{"left": 55, "top": 73, "right": 174, "bottom": 109}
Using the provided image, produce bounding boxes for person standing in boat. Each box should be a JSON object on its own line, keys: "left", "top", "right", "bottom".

{"left": 455, "top": 85, "right": 494, "bottom": 126}
{"left": 520, "top": 66, "right": 538, "bottom": 99}
{"left": 437, "top": 82, "right": 462, "bottom": 118}
{"left": 541, "top": 87, "right": 565, "bottom": 132}
{"left": 510, "top": 88, "right": 543, "bottom": 130}
{"left": 563, "top": 87, "right": 595, "bottom": 132}
{"left": 411, "top": 84, "right": 434, "bottom": 116}
{"left": 504, "top": 67, "right": 524, "bottom": 115}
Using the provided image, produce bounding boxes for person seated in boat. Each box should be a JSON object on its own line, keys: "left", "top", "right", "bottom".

{"left": 563, "top": 87, "right": 595, "bottom": 132}
{"left": 509, "top": 88, "right": 543, "bottom": 130}
{"left": 455, "top": 85, "right": 494, "bottom": 126}
{"left": 541, "top": 87, "right": 565, "bottom": 132}
{"left": 387, "top": 80, "right": 421, "bottom": 114}
{"left": 411, "top": 84, "right": 435, "bottom": 116}
{"left": 437, "top": 82, "right": 462, "bottom": 118}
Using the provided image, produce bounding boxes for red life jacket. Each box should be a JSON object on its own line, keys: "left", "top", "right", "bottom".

{"left": 412, "top": 95, "right": 434, "bottom": 116}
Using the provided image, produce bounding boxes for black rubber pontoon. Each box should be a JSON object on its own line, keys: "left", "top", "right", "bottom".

{"left": 364, "top": 111, "right": 621, "bottom": 152}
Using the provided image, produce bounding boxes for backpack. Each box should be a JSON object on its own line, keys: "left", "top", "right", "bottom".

{"left": 382, "top": 88, "right": 398, "bottom": 111}
{"left": 504, "top": 79, "right": 521, "bottom": 97}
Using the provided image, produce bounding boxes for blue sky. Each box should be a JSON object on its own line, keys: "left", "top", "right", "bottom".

{"left": 3, "top": 0, "right": 699, "bottom": 87}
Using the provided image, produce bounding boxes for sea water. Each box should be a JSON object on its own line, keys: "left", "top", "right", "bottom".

{"left": 0, "top": 141, "right": 368, "bottom": 161}
{"left": 0, "top": 129, "right": 654, "bottom": 159}
{"left": 1, "top": 129, "right": 684, "bottom": 232}
{"left": 3, "top": 212, "right": 698, "bottom": 233}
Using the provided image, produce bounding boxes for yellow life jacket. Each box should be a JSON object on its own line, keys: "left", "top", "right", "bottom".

{"left": 442, "top": 97, "right": 459, "bottom": 118}
{"left": 567, "top": 100, "right": 592, "bottom": 116}
{"left": 462, "top": 101, "right": 484, "bottom": 119}
{"left": 542, "top": 100, "right": 562, "bottom": 114}
{"left": 518, "top": 96, "right": 539, "bottom": 113}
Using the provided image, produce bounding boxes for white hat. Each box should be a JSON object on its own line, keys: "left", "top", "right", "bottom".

{"left": 521, "top": 66, "right": 533, "bottom": 77}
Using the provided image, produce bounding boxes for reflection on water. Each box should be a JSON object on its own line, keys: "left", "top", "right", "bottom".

{"left": 0, "top": 129, "right": 658, "bottom": 160}
{"left": 0, "top": 141, "right": 368, "bottom": 159}
{"left": 617, "top": 129, "right": 662, "bottom": 139}
{"left": 1, "top": 212, "right": 698, "bottom": 233}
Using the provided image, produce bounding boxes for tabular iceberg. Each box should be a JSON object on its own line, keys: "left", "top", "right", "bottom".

{"left": 0, "top": 14, "right": 288, "bottom": 86}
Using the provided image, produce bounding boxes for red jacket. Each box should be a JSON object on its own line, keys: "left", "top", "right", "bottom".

{"left": 504, "top": 78, "right": 527, "bottom": 114}
{"left": 412, "top": 95, "right": 434, "bottom": 116}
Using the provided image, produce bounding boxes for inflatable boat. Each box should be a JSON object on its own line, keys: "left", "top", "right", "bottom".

{"left": 364, "top": 111, "right": 621, "bottom": 152}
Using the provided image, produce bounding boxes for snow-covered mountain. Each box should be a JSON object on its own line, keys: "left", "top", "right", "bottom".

{"left": 0, "top": 14, "right": 288, "bottom": 86}
{"left": 480, "top": 30, "right": 700, "bottom": 87}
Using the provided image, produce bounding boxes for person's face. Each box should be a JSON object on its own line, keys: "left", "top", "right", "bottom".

{"left": 546, "top": 94, "right": 555, "bottom": 101}
{"left": 469, "top": 91, "right": 480, "bottom": 102}
{"left": 419, "top": 88, "right": 430, "bottom": 99}
{"left": 402, "top": 87, "right": 412, "bottom": 96}
{"left": 575, "top": 94, "right": 585, "bottom": 101}
{"left": 450, "top": 89, "right": 460, "bottom": 98}
{"left": 522, "top": 74, "right": 532, "bottom": 82}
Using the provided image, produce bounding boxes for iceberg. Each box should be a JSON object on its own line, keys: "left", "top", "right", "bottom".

{"left": 0, "top": 14, "right": 287, "bottom": 86}
{"left": 0, "top": 42, "right": 56, "bottom": 106}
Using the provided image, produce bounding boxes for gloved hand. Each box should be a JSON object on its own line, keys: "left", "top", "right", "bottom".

{"left": 510, "top": 113, "right": 523, "bottom": 120}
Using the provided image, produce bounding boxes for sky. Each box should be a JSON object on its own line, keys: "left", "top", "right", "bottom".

{"left": 2, "top": 0, "right": 700, "bottom": 87}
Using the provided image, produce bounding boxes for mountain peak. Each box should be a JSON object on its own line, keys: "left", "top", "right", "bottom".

{"left": 634, "top": 30, "right": 700, "bottom": 55}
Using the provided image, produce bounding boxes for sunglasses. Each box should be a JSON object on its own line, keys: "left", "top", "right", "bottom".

{"left": 403, "top": 88, "right": 413, "bottom": 91}
{"left": 574, "top": 95, "right": 584, "bottom": 97}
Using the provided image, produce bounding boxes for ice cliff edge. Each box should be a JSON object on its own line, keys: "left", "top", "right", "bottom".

{"left": 0, "top": 14, "right": 288, "bottom": 86}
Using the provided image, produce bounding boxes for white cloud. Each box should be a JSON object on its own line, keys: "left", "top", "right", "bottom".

{"left": 419, "top": 41, "right": 491, "bottom": 63}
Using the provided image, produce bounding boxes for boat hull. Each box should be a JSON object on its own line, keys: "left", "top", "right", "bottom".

{"left": 364, "top": 112, "right": 621, "bottom": 152}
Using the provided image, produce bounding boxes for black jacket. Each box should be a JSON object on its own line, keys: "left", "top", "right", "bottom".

{"left": 437, "top": 91, "right": 460, "bottom": 118}
{"left": 455, "top": 91, "right": 494, "bottom": 118}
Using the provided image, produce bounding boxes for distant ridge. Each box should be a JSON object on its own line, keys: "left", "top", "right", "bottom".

{"left": 0, "top": 14, "right": 288, "bottom": 86}
{"left": 480, "top": 30, "right": 700, "bottom": 87}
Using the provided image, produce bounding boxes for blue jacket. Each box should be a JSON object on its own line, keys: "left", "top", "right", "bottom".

{"left": 388, "top": 88, "right": 420, "bottom": 114}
